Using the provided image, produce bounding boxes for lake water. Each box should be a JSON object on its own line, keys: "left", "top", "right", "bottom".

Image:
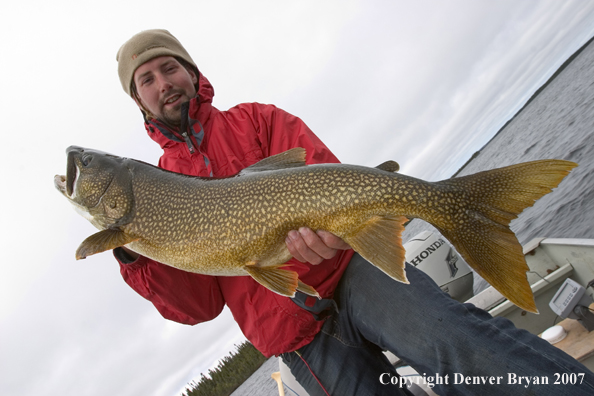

{"left": 231, "top": 38, "right": 594, "bottom": 396}
{"left": 404, "top": 36, "right": 594, "bottom": 245}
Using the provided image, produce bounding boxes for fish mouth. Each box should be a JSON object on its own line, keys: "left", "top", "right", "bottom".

{"left": 65, "top": 148, "right": 79, "bottom": 196}
{"left": 53, "top": 163, "right": 77, "bottom": 198}
{"left": 54, "top": 174, "right": 68, "bottom": 195}
{"left": 54, "top": 146, "right": 83, "bottom": 197}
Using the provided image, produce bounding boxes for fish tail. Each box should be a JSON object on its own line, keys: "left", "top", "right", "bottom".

{"left": 432, "top": 159, "right": 577, "bottom": 313}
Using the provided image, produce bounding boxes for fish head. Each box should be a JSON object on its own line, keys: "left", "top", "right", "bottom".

{"left": 54, "top": 146, "right": 135, "bottom": 229}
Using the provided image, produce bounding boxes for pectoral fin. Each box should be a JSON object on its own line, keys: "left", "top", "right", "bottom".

{"left": 76, "top": 229, "right": 139, "bottom": 260}
{"left": 344, "top": 215, "right": 409, "bottom": 283}
{"left": 244, "top": 264, "right": 319, "bottom": 298}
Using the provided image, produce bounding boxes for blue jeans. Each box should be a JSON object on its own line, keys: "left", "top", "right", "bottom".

{"left": 281, "top": 254, "right": 594, "bottom": 396}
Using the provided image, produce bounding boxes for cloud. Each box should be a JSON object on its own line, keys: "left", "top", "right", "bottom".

{"left": 0, "top": 252, "right": 243, "bottom": 395}
{"left": 2, "top": 1, "right": 594, "bottom": 396}
{"left": 274, "top": 1, "right": 594, "bottom": 181}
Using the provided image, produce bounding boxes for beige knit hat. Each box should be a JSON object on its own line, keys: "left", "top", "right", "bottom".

{"left": 116, "top": 29, "right": 197, "bottom": 96}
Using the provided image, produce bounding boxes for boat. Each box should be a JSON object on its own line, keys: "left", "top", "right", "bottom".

{"left": 273, "top": 235, "right": 594, "bottom": 396}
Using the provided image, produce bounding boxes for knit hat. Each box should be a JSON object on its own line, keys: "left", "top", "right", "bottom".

{"left": 116, "top": 29, "right": 197, "bottom": 96}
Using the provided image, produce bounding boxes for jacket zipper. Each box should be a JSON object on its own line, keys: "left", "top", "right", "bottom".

{"left": 180, "top": 101, "right": 196, "bottom": 154}
{"left": 181, "top": 131, "right": 196, "bottom": 154}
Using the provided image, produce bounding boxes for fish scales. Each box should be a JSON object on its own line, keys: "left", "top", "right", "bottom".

{"left": 55, "top": 146, "right": 578, "bottom": 312}
{"left": 126, "top": 164, "right": 424, "bottom": 275}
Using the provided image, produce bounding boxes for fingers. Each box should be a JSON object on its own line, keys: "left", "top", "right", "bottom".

{"left": 316, "top": 230, "right": 351, "bottom": 250}
{"left": 286, "top": 228, "right": 327, "bottom": 264}
{"left": 286, "top": 228, "right": 350, "bottom": 265}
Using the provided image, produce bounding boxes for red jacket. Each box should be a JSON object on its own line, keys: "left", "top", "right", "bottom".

{"left": 116, "top": 73, "right": 355, "bottom": 357}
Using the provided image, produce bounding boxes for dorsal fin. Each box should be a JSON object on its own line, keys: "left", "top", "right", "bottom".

{"left": 239, "top": 148, "right": 307, "bottom": 175}
{"left": 375, "top": 160, "right": 400, "bottom": 173}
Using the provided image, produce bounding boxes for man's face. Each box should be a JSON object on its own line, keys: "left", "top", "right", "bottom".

{"left": 133, "top": 56, "right": 198, "bottom": 127}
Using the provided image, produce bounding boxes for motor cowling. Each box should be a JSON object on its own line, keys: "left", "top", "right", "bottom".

{"left": 404, "top": 231, "right": 474, "bottom": 302}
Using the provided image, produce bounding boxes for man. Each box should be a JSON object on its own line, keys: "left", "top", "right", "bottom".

{"left": 115, "top": 29, "right": 594, "bottom": 395}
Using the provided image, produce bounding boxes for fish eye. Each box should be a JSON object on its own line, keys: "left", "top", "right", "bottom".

{"left": 81, "top": 153, "right": 93, "bottom": 166}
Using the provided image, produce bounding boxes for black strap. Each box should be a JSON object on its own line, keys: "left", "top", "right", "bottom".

{"left": 291, "top": 291, "right": 338, "bottom": 321}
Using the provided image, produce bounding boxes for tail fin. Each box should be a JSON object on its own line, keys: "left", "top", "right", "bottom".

{"left": 433, "top": 159, "right": 577, "bottom": 313}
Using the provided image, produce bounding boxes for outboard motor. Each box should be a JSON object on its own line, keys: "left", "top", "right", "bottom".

{"left": 404, "top": 231, "right": 474, "bottom": 302}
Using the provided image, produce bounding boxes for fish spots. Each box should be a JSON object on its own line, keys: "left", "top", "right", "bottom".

{"left": 122, "top": 162, "right": 442, "bottom": 271}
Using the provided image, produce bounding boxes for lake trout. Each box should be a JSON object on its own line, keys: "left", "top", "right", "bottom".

{"left": 54, "top": 146, "right": 577, "bottom": 313}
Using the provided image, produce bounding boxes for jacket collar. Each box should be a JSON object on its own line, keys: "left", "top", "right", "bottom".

{"left": 144, "top": 73, "right": 215, "bottom": 150}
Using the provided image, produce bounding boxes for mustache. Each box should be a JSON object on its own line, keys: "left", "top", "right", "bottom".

{"left": 159, "top": 89, "right": 186, "bottom": 107}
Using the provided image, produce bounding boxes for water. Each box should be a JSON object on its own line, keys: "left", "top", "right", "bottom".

{"left": 232, "top": 39, "right": 594, "bottom": 396}
{"left": 404, "top": 37, "right": 594, "bottom": 245}
{"left": 230, "top": 357, "right": 281, "bottom": 396}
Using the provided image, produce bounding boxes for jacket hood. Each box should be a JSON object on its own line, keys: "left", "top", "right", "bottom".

{"left": 195, "top": 72, "right": 215, "bottom": 105}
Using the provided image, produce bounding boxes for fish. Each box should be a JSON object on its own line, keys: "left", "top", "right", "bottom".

{"left": 54, "top": 146, "right": 577, "bottom": 313}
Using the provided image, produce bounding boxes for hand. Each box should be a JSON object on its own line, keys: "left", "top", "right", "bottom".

{"left": 286, "top": 228, "right": 351, "bottom": 265}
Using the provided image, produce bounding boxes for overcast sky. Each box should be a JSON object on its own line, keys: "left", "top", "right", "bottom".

{"left": 2, "top": 1, "right": 594, "bottom": 396}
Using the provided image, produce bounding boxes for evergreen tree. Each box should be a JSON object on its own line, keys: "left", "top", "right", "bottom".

{"left": 182, "top": 341, "right": 268, "bottom": 396}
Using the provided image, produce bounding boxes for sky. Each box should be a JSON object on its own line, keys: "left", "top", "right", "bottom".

{"left": 2, "top": 1, "right": 594, "bottom": 395}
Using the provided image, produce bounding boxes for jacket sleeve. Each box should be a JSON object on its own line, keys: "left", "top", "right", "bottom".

{"left": 115, "top": 248, "right": 226, "bottom": 325}
{"left": 251, "top": 103, "right": 341, "bottom": 165}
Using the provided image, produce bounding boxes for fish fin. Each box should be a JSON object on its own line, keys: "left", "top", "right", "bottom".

{"left": 76, "top": 229, "right": 139, "bottom": 260}
{"left": 375, "top": 160, "right": 400, "bottom": 173}
{"left": 244, "top": 264, "right": 302, "bottom": 297}
{"left": 239, "top": 148, "right": 307, "bottom": 175}
{"left": 344, "top": 215, "right": 409, "bottom": 283}
{"left": 297, "top": 281, "right": 320, "bottom": 298}
{"left": 434, "top": 159, "right": 577, "bottom": 313}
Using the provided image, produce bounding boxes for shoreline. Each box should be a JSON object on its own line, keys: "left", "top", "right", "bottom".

{"left": 451, "top": 34, "right": 594, "bottom": 178}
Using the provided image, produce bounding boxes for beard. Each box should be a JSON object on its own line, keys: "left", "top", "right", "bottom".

{"left": 160, "top": 102, "right": 184, "bottom": 127}
{"left": 157, "top": 89, "right": 192, "bottom": 128}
